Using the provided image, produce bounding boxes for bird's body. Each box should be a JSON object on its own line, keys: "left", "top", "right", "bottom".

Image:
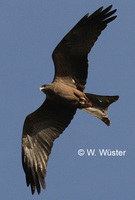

{"left": 40, "top": 82, "right": 87, "bottom": 106}
{"left": 22, "top": 5, "right": 119, "bottom": 194}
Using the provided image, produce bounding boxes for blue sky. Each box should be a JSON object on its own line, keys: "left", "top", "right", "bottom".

{"left": 0, "top": 1, "right": 135, "bottom": 199}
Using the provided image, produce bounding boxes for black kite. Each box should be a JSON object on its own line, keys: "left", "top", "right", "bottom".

{"left": 22, "top": 5, "right": 119, "bottom": 194}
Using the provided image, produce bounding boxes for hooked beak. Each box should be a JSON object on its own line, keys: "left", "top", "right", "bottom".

{"left": 39, "top": 85, "right": 45, "bottom": 91}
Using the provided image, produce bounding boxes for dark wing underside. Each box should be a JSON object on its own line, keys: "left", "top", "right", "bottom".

{"left": 52, "top": 5, "right": 117, "bottom": 91}
{"left": 22, "top": 99, "right": 76, "bottom": 194}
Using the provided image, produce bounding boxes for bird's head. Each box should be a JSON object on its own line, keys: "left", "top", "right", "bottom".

{"left": 40, "top": 84, "right": 54, "bottom": 95}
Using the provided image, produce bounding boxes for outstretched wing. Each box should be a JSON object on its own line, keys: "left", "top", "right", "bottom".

{"left": 22, "top": 99, "right": 76, "bottom": 194}
{"left": 52, "top": 5, "right": 117, "bottom": 91}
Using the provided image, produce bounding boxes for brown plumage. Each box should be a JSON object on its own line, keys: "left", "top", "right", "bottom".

{"left": 22, "top": 5, "right": 119, "bottom": 194}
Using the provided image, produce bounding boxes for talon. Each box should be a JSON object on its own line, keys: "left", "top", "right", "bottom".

{"left": 79, "top": 97, "right": 86, "bottom": 104}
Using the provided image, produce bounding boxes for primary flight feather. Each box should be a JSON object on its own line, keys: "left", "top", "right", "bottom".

{"left": 22, "top": 5, "right": 119, "bottom": 194}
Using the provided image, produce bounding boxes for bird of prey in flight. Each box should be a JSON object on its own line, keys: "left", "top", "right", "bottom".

{"left": 22, "top": 5, "right": 119, "bottom": 194}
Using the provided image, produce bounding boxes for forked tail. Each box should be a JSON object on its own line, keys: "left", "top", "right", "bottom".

{"left": 81, "top": 93, "right": 119, "bottom": 126}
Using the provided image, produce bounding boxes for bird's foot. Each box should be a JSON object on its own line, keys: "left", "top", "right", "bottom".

{"left": 79, "top": 97, "right": 86, "bottom": 105}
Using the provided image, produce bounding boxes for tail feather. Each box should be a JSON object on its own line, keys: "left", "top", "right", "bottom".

{"left": 81, "top": 93, "right": 119, "bottom": 126}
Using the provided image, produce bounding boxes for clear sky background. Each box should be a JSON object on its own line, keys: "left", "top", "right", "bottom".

{"left": 0, "top": 1, "right": 135, "bottom": 199}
